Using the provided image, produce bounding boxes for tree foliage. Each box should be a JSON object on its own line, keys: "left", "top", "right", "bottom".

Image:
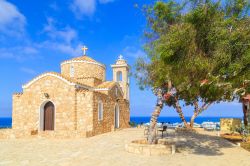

{"left": 136, "top": 0, "right": 250, "bottom": 122}
{"left": 137, "top": 0, "right": 250, "bottom": 104}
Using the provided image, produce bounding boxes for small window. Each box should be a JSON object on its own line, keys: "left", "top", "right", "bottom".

{"left": 70, "top": 65, "right": 74, "bottom": 77}
{"left": 98, "top": 101, "right": 103, "bottom": 121}
{"left": 116, "top": 71, "right": 122, "bottom": 82}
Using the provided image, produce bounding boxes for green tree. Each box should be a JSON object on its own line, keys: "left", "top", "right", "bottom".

{"left": 136, "top": 0, "right": 250, "bottom": 144}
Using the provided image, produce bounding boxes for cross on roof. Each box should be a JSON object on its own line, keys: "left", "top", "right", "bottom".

{"left": 118, "top": 54, "right": 123, "bottom": 60}
{"left": 82, "top": 46, "right": 88, "bottom": 56}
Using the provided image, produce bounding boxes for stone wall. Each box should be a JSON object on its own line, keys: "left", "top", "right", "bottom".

{"left": 11, "top": 72, "right": 130, "bottom": 139}
{"left": 76, "top": 77, "right": 103, "bottom": 87}
{"left": 61, "top": 62, "right": 106, "bottom": 84}
{"left": 92, "top": 92, "right": 115, "bottom": 136}
{"left": 220, "top": 118, "right": 242, "bottom": 132}
{"left": 0, "top": 129, "right": 31, "bottom": 139}
{"left": 117, "top": 99, "right": 130, "bottom": 129}
{"left": 92, "top": 91, "right": 130, "bottom": 136}
{"left": 12, "top": 75, "right": 78, "bottom": 134}
{"left": 76, "top": 90, "right": 93, "bottom": 133}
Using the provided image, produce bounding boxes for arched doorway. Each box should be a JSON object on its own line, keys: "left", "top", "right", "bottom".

{"left": 114, "top": 104, "right": 120, "bottom": 129}
{"left": 43, "top": 101, "right": 55, "bottom": 131}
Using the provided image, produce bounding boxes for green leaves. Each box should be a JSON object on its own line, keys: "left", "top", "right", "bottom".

{"left": 136, "top": 0, "right": 250, "bottom": 107}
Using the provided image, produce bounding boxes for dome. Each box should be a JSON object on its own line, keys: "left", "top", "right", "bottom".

{"left": 61, "top": 55, "right": 106, "bottom": 85}
{"left": 68, "top": 56, "right": 98, "bottom": 63}
{"left": 61, "top": 55, "right": 105, "bottom": 67}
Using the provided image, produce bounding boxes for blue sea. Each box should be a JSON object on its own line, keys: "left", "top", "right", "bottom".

{"left": 130, "top": 116, "right": 242, "bottom": 125}
{"left": 0, "top": 118, "right": 12, "bottom": 129}
{"left": 0, "top": 117, "right": 242, "bottom": 128}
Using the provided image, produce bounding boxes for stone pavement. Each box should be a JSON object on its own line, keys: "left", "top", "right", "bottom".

{"left": 0, "top": 128, "right": 250, "bottom": 166}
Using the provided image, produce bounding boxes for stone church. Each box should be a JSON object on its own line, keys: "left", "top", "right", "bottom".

{"left": 11, "top": 47, "right": 130, "bottom": 138}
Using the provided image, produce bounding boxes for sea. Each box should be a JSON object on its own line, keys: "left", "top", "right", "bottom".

{"left": 0, "top": 116, "right": 242, "bottom": 129}
{"left": 0, "top": 118, "right": 12, "bottom": 129}
{"left": 130, "top": 117, "right": 228, "bottom": 125}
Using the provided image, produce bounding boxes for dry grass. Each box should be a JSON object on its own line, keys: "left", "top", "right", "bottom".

{"left": 220, "top": 134, "right": 242, "bottom": 143}
{"left": 220, "top": 133, "right": 250, "bottom": 152}
{"left": 241, "top": 142, "right": 250, "bottom": 151}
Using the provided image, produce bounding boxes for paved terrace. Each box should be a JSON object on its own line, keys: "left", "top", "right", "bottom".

{"left": 0, "top": 128, "right": 250, "bottom": 166}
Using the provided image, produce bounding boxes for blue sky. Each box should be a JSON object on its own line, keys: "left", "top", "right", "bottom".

{"left": 0, "top": 0, "right": 243, "bottom": 118}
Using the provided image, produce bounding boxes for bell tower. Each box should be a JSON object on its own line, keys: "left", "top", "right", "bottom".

{"left": 111, "top": 55, "right": 130, "bottom": 101}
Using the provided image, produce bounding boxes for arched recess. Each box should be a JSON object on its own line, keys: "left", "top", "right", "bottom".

{"left": 116, "top": 71, "right": 122, "bottom": 82}
{"left": 98, "top": 100, "right": 104, "bottom": 121}
{"left": 114, "top": 103, "right": 120, "bottom": 129}
{"left": 70, "top": 65, "right": 75, "bottom": 77}
{"left": 40, "top": 101, "right": 55, "bottom": 131}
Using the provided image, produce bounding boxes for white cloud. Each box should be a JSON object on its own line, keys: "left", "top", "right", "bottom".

{"left": 0, "top": 16, "right": 82, "bottom": 61}
{"left": 70, "top": 0, "right": 115, "bottom": 17}
{"left": 49, "top": 2, "right": 59, "bottom": 11}
{"left": 0, "top": 0, "right": 26, "bottom": 36}
{"left": 20, "top": 67, "right": 36, "bottom": 75}
{"left": 220, "top": 101, "right": 242, "bottom": 106}
{"left": 23, "top": 46, "right": 38, "bottom": 54}
{"left": 43, "top": 18, "right": 77, "bottom": 44}
{"left": 71, "top": 0, "right": 96, "bottom": 17}
{"left": 123, "top": 46, "right": 146, "bottom": 59}
{"left": 0, "top": 41, "right": 81, "bottom": 61}
{"left": 40, "top": 17, "right": 82, "bottom": 56}
{"left": 38, "top": 41, "right": 82, "bottom": 57}
{"left": 99, "top": 0, "right": 114, "bottom": 4}
{"left": 0, "top": 46, "right": 39, "bottom": 61}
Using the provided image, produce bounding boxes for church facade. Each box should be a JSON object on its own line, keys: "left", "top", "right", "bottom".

{"left": 11, "top": 50, "right": 130, "bottom": 138}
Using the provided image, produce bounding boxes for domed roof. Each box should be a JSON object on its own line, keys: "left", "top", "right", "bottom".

{"left": 61, "top": 46, "right": 105, "bottom": 68}
{"left": 70, "top": 55, "right": 98, "bottom": 63}
{"left": 61, "top": 55, "right": 105, "bottom": 68}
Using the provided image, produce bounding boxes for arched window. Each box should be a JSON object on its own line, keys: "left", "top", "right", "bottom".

{"left": 116, "top": 71, "right": 122, "bottom": 82}
{"left": 115, "top": 87, "right": 118, "bottom": 97}
{"left": 70, "top": 65, "right": 74, "bottom": 77}
{"left": 98, "top": 100, "right": 103, "bottom": 121}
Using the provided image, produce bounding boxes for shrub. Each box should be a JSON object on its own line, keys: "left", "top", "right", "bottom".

{"left": 129, "top": 121, "right": 137, "bottom": 127}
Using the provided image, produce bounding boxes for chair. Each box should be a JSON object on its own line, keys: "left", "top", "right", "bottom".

{"left": 158, "top": 126, "right": 167, "bottom": 138}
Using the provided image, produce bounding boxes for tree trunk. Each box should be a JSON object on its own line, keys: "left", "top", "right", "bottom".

{"left": 176, "top": 106, "right": 189, "bottom": 128}
{"left": 243, "top": 103, "right": 248, "bottom": 127}
{"left": 190, "top": 101, "right": 199, "bottom": 128}
{"left": 190, "top": 102, "right": 212, "bottom": 128}
{"left": 175, "top": 97, "right": 189, "bottom": 128}
{"left": 147, "top": 105, "right": 163, "bottom": 144}
{"left": 148, "top": 85, "right": 166, "bottom": 144}
{"left": 190, "top": 113, "right": 198, "bottom": 128}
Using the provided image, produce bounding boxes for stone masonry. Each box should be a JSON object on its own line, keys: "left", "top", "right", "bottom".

{"left": 1, "top": 52, "right": 130, "bottom": 139}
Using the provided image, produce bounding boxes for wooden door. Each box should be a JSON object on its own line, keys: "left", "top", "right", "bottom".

{"left": 44, "top": 101, "right": 54, "bottom": 130}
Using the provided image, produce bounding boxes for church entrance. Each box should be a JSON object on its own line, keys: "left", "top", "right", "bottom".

{"left": 43, "top": 101, "right": 55, "bottom": 131}
{"left": 115, "top": 104, "right": 120, "bottom": 129}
